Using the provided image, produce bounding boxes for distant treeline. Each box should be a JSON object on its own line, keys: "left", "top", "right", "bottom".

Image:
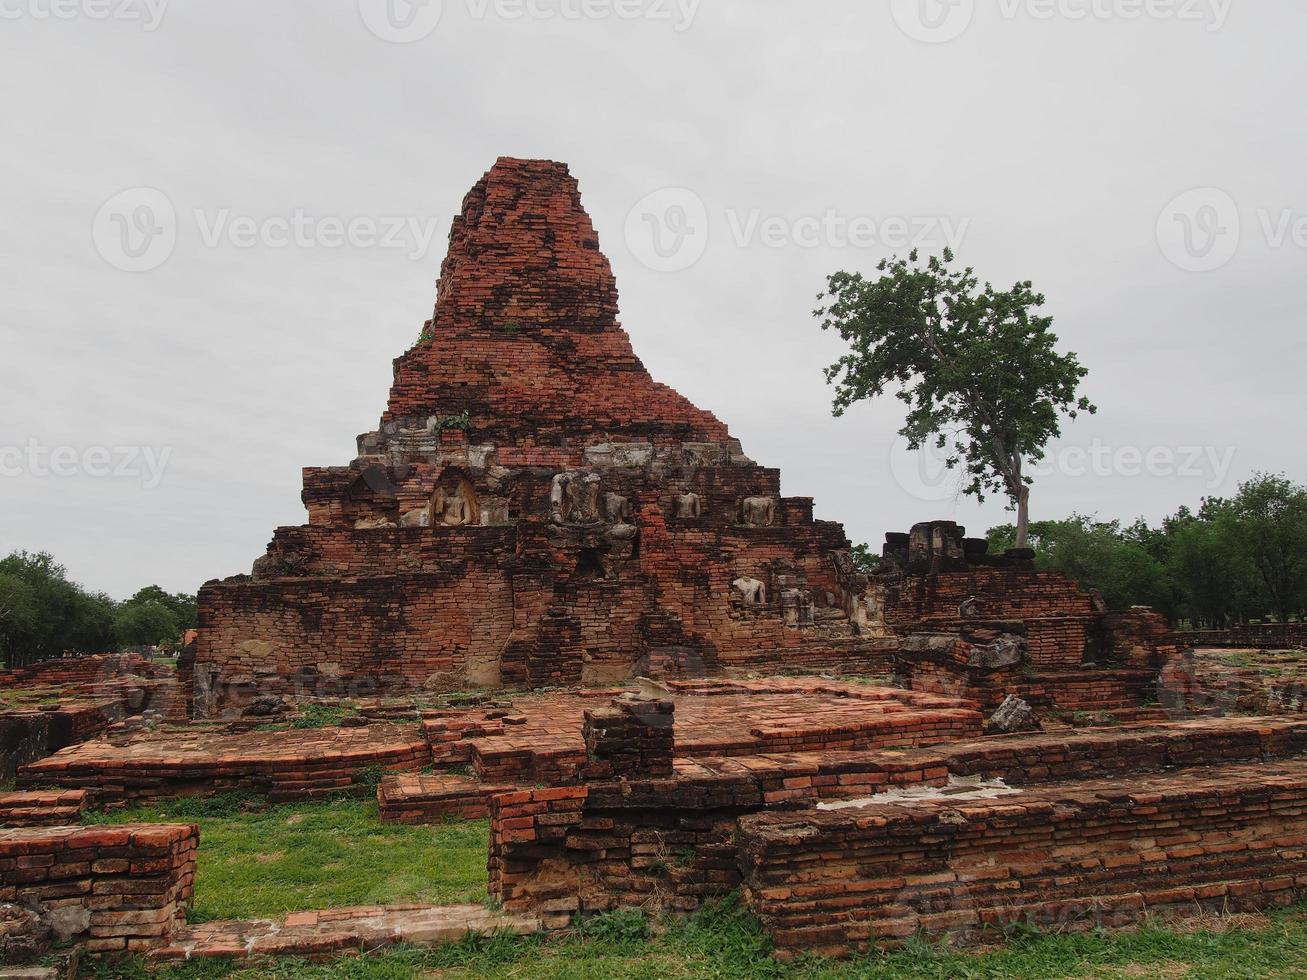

{"left": 0, "top": 551, "right": 197, "bottom": 669}
{"left": 987, "top": 473, "right": 1307, "bottom": 628}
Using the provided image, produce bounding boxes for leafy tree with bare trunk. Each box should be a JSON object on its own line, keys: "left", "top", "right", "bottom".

{"left": 816, "top": 250, "right": 1095, "bottom": 548}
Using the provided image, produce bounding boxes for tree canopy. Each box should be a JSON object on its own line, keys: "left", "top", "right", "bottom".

{"left": 817, "top": 249, "right": 1094, "bottom": 547}
{"left": 0, "top": 551, "right": 197, "bottom": 668}
{"left": 986, "top": 473, "right": 1307, "bottom": 627}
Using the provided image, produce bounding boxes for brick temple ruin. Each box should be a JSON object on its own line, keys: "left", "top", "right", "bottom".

{"left": 5, "top": 158, "right": 1306, "bottom": 968}
{"left": 191, "top": 157, "right": 1173, "bottom": 720}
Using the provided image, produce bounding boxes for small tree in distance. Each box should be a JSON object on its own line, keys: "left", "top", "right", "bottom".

{"left": 816, "top": 249, "right": 1095, "bottom": 548}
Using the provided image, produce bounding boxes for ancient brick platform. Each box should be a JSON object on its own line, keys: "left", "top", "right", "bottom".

{"left": 430, "top": 680, "right": 979, "bottom": 785}
{"left": 17, "top": 725, "right": 429, "bottom": 804}
{"left": 0, "top": 791, "right": 87, "bottom": 828}
{"left": 0, "top": 823, "right": 197, "bottom": 954}
{"left": 195, "top": 157, "right": 897, "bottom": 715}
{"left": 376, "top": 679, "right": 979, "bottom": 821}
{"left": 487, "top": 715, "right": 1307, "bottom": 927}
{"left": 147, "top": 904, "right": 539, "bottom": 963}
{"left": 737, "top": 760, "right": 1307, "bottom": 958}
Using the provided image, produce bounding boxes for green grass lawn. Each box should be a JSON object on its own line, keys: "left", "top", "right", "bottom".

{"left": 76, "top": 794, "right": 1307, "bottom": 978}
{"left": 84, "top": 793, "right": 488, "bottom": 921}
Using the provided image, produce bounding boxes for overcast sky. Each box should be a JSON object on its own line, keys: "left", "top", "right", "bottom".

{"left": 1, "top": 0, "right": 1303, "bottom": 599}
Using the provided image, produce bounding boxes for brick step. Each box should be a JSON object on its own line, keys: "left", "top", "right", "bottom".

{"left": 737, "top": 757, "right": 1307, "bottom": 959}
{"left": 0, "top": 789, "right": 88, "bottom": 828}
{"left": 378, "top": 774, "right": 515, "bottom": 823}
{"left": 145, "top": 904, "right": 539, "bottom": 962}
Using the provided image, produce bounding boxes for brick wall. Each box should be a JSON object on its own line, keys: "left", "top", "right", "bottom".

{"left": 1173, "top": 623, "right": 1307, "bottom": 649}
{"left": 0, "top": 823, "right": 197, "bottom": 953}
{"left": 738, "top": 762, "right": 1307, "bottom": 958}
{"left": 486, "top": 717, "right": 1307, "bottom": 924}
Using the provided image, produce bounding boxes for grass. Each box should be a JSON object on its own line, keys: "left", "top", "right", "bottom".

{"left": 79, "top": 896, "right": 1307, "bottom": 979}
{"left": 83, "top": 793, "right": 488, "bottom": 921}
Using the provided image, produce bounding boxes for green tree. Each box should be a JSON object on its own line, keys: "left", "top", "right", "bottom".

{"left": 987, "top": 515, "right": 1169, "bottom": 612}
{"left": 817, "top": 250, "right": 1095, "bottom": 548}
{"left": 112, "top": 601, "right": 180, "bottom": 648}
{"left": 0, "top": 551, "right": 116, "bottom": 667}
{"left": 1227, "top": 473, "right": 1307, "bottom": 622}
{"left": 1164, "top": 503, "right": 1257, "bottom": 627}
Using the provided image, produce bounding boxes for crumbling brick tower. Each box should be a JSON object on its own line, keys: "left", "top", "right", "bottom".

{"left": 195, "top": 158, "right": 890, "bottom": 714}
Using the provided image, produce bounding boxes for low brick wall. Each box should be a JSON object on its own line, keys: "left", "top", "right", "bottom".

{"left": 737, "top": 761, "right": 1307, "bottom": 958}
{"left": 1174, "top": 624, "right": 1307, "bottom": 649}
{"left": 0, "top": 823, "right": 197, "bottom": 953}
{"left": 487, "top": 718, "right": 1307, "bottom": 924}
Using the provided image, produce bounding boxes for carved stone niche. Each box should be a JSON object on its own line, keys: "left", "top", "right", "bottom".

{"left": 675, "top": 492, "right": 703, "bottom": 519}
{"left": 732, "top": 577, "right": 767, "bottom": 607}
{"left": 552, "top": 472, "right": 602, "bottom": 524}
{"left": 739, "top": 496, "right": 777, "bottom": 527}
{"left": 431, "top": 472, "right": 480, "bottom": 527}
{"left": 345, "top": 467, "right": 398, "bottom": 529}
{"left": 782, "top": 589, "right": 816, "bottom": 627}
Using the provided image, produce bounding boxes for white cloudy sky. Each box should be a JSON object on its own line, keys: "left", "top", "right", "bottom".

{"left": 1, "top": 0, "right": 1303, "bottom": 599}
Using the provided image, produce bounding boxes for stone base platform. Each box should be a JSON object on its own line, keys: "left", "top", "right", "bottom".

{"left": 738, "top": 758, "right": 1307, "bottom": 959}
{"left": 17, "top": 725, "right": 429, "bottom": 803}
{"left": 0, "top": 790, "right": 87, "bottom": 828}
{"left": 146, "top": 904, "right": 540, "bottom": 963}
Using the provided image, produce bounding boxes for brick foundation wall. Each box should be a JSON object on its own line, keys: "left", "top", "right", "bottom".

{"left": 0, "top": 823, "right": 197, "bottom": 953}
{"left": 737, "top": 762, "right": 1307, "bottom": 958}
{"left": 487, "top": 718, "right": 1307, "bottom": 923}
